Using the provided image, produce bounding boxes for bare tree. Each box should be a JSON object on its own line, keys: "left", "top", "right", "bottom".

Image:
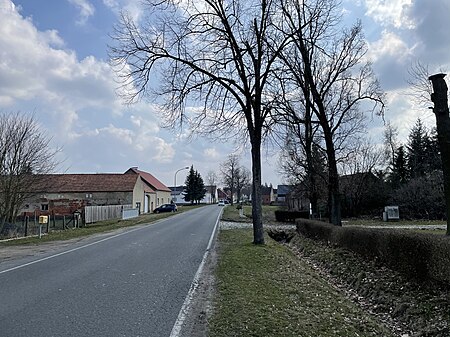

{"left": 277, "top": 0, "right": 385, "bottom": 225}
{"left": 110, "top": 0, "right": 290, "bottom": 244}
{"left": 407, "top": 61, "right": 434, "bottom": 108}
{"left": 221, "top": 154, "right": 240, "bottom": 205}
{"left": 383, "top": 121, "right": 399, "bottom": 171}
{"left": 235, "top": 166, "right": 251, "bottom": 203}
{"left": 0, "top": 112, "right": 59, "bottom": 229}
{"left": 206, "top": 170, "right": 218, "bottom": 187}
{"left": 206, "top": 170, "right": 218, "bottom": 203}
{"left": 277, "top": 120, "right": 327, "bottom": 216}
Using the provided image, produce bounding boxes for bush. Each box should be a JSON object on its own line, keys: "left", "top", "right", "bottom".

{"left": 275, "top": 210, "right": 309, "bottom": 222}
{"left": 296, "top": 219, "right": 450, "bottom": 284}
{"left": 390, "top": 171, "right": 446, "bottom": 220}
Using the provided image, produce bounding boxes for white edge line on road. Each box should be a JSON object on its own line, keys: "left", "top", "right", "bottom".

{"left": 169, "top": 208, "right": 222, "bottom": 337}
{"left": 0, "top": 219, "right": 167, "bottom": 276}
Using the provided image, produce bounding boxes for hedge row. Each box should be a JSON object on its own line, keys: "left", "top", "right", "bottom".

{"left": 274, "top": 210, "right": 309, "bottom": 222}
{"left": 296, "top": 219, "right": 450, "bottom": 285}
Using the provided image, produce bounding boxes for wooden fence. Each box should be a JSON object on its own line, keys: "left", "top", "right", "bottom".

{"left": 84, "top": 205, "right": 132, "bottom": 224}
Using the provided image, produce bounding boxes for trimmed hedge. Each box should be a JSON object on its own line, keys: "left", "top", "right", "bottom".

{"left": 275, "top": 210, "right": 309, "bottom": 222}
{"left": 296, "top": 219, "right": 450, "bottom": 285}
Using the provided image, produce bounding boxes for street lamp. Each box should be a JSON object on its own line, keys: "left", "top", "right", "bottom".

{"left": 174, "top": 166, "right": 189, "bottom": 202}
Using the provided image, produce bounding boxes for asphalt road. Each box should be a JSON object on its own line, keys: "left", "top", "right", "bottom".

{"left": 0, "top": 205, "right": 222, "bottom": 337}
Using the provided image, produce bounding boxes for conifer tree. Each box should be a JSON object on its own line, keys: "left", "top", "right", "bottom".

{"left": 184, "top": 166, "right": 206, "bottom": 204}
{"left": 390, "top": 146, "right": 408, "bottom": 188}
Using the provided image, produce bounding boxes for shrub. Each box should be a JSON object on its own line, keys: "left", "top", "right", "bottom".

{"left": 296, "top": 219, "right": 450, "bottom": 284}
{"left": 275, "top": 210, "right": 309, "bottom": 222}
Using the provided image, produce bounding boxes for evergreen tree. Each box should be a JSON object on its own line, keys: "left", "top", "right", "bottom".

{"left": 407, "top": 119, "right": 442, "bottom": 179}
{"left": 184, "top": 166, "right": 206, "bottom": 204}
{"left": 406, "top": 118, "right": 428, "bottom": 179}
{"left": 390, "top": 146, "right": 408, "bottom": 187}
{"left": 193, "top": 171, "right": 206, "bottom": 203}
{"left": 424, "top": 127, "right": 442, "bottom": 173}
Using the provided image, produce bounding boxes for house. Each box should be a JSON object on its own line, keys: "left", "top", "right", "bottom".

{"left": 217, "top": 188, "right": 229, "bottom": 202}
{"left": 125, "top": 167, "right": 172, "bottom": 210}
{"left": 169, "top": 185, "right": 218, "bottom": 204}
{"left": 286, "top": 183, "right": 310, "bottom": 212}
{"left": 276, "top": 185, "right": 292, "bottom": 204}
{"left": 262, "top": 185, "right": 275, "bottom": 205}
{"left": 20, "top": 173, "right": 153, "bottom": 216}
{"left": 19, "top": 167, "right": 171, "bottom": 217}
{"left": 170, "top": 186, "right": 188, "bottom": 204}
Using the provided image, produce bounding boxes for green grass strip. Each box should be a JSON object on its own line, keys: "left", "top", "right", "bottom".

{"left": 209, "top": 229, "right": 394, "bottom": 337}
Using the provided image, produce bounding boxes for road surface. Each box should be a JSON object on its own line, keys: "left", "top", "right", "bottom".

{"left": 0, "top": 205, "right": 221, "bottom": 337}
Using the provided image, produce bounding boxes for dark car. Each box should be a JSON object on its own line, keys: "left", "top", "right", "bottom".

{"left": 153, "top": 203, "right": 178, "bottom": 213}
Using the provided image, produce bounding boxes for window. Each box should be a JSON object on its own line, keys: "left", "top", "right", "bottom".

{"left": 41, "top": 204, "right": 49, "bottom": 211}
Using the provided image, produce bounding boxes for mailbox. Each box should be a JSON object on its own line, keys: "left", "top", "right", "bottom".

{"left": 39, "top": 215, "right": 48, "bottom": 224}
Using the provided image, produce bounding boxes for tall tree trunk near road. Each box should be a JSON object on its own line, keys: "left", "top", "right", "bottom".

{"left": 110, "top": 0, "right": 287, "bottom": 245}
{"left": 325, "top": 131, "right": 342, "bottom": 226}
{"left": 251, "top": 135, "right": 264, "bottom": 245}
{"left": 429, "top": 73, "right": 450, "bottom": 235}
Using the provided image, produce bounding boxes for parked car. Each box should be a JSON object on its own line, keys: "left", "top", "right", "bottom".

{"left": 153, "top": 204, "right": 178, "bottom": 213}
{"left": 218, "top": 200, "right": 225, "bottom": 206}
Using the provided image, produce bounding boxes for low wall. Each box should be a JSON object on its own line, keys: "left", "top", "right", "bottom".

{"left": 296, "top": 218, "right": 450, "bottom": 285}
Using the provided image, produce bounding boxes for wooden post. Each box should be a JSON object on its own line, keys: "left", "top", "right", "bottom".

{"left": 429, "top": 73, "right": 450, "bottom": 235}
{"left": 24, "top": 216, "right": 28, "bottom": 237}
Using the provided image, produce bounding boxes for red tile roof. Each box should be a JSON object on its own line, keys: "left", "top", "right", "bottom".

{"left": 125, "top": 167, "right": 171, "bottom": 192}
{"left": 36, "top": 174, "right": 140, "bottom": 193}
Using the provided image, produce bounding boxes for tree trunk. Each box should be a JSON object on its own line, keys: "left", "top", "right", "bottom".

{"left": 250, "top": 134, "right": 265, "bottom": 245}
{"left": 429, "top": 73, "right": 450, "bottom": 235}
{"left": 325, "top": 131, "right": 342, "bottom": 226}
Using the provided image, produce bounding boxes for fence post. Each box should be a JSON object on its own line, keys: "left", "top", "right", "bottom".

{"left": 24, "top": 216, "right": 28, "bottom": 237}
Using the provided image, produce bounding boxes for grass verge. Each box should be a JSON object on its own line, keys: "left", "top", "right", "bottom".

{"left": 209, "top": 229, "right": 394, "bottom": 337}
{"left": 290, "top": 232, "right": 450, "bottom": 336}
{"left": 0, "top": 205, "right": 202, "bottom": 246}
{"left": 221, "top": 205, "right": 281, "bottom": 223}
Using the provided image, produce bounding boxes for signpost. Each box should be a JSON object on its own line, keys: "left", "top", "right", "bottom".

{"left": 38, "top": 215, "right": 48, "bottom": 239}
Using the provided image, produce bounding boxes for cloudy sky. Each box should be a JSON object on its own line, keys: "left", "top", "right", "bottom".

{"left": 0, "top": 0, "right": 449, "bottom": 187}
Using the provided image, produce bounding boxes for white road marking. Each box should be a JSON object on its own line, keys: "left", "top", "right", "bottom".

{"left": 0, "top": 220, "right": 162, "bottom": 275}
{"left": 169, "top": 208, "right": 222, "bottom": 337}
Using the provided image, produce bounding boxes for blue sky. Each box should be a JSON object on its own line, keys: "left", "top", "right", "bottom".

{"left": 1, "top": 0, "right": 450, "bottom": 187}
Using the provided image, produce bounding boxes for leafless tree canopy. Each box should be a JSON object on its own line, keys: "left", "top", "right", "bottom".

{"left": 110, "top": 0, "right": 385, "bottom": 235}
{"left": 0, "top": 112, "right": 59, "bottom": 226}
{"left": 110, "top": 0, "right": 287, "bottom": 140}
{"left": 275, "top": 0, "right": 385, "bottom": 225}
{"left": 221, "top": 154, "right": 251, "bottom": 204}
{"left": 110, "top": 0, "right": 293, "bottom": 244}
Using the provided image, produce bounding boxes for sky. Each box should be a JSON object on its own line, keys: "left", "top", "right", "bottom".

{"left": 0, "top": 0, "right": 449, "bottom": 188}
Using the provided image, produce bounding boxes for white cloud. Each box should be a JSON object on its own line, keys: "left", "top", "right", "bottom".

{"left": 203, "top": 147, "right": 219, "bottom": 159}
{"left": 366, "top": 30, "right": 416, "bottom": 90}
{"left": 151, "top": 138, "right": 175, "bottom": 163}
{"left": 364, "top": 0, "right": 414, "bottom": 28}
{"left": 102, "top": 0, "right": 144, "bottom": 22}
{"left": 0, "top": 0, "right": 178, "bottom": 173}
{"left": 68, "top": 0, "right": 95, "bottom": 25}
